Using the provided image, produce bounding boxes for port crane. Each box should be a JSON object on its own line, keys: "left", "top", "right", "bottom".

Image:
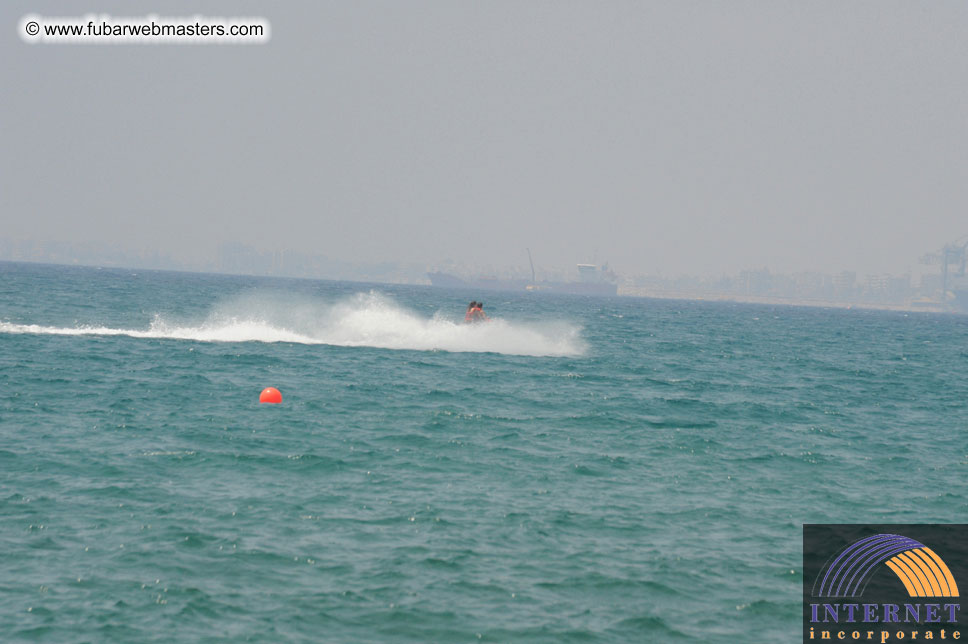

{"left": 920, "top": 236, "right": 968, "bottom": 304}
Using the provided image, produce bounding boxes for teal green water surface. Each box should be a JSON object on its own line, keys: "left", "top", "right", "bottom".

{"left": 1, "top": 262, "right": 966, "bottom": 642}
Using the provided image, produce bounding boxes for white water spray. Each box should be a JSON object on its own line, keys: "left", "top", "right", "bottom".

{"left": 0, "top": 291, "right": 585, "bottom": 357}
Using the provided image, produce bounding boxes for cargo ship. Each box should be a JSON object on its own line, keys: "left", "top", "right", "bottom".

{"left": 427, "top": 262, "right": 618, "bottom": 297}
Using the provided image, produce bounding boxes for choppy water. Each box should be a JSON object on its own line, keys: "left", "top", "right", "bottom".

{"left": 1, "top": 261, "right": 966, "bottom": 642}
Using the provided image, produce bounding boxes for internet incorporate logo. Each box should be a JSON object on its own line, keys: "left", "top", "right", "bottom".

{"left": 803, "top": 525, "right": 965, "bottom": 643}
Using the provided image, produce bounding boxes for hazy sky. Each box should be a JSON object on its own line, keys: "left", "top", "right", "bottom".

{"left": 3, "top": 1, "right": 967, "bottom": 278}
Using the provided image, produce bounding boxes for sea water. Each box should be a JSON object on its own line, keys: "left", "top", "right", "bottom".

{"left": 1, "top": 261, "right": 965, "bottom": 642}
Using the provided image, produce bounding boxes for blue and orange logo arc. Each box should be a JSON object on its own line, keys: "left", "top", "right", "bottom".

{"left": 814, "top": 533, "right": 960, "bottom": 599}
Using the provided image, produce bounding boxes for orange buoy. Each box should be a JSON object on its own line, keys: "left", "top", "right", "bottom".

{"left": 259, "top": 387, "right": 282, "bottom": 404}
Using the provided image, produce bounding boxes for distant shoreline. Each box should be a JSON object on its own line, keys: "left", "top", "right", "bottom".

{"left": 617, "top": 286, "right": 948, "bottom": 314}
{"left": 1, "top": 258, "right": 953, "bottom": 315}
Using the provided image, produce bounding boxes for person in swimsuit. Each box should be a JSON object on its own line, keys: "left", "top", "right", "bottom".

{"left": 470, "top": 301, "right": 489, "bottom": 322}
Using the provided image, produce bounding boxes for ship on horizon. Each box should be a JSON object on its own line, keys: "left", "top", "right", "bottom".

{"left": 427, "top": 260, "right": 619, "bottom": 297}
